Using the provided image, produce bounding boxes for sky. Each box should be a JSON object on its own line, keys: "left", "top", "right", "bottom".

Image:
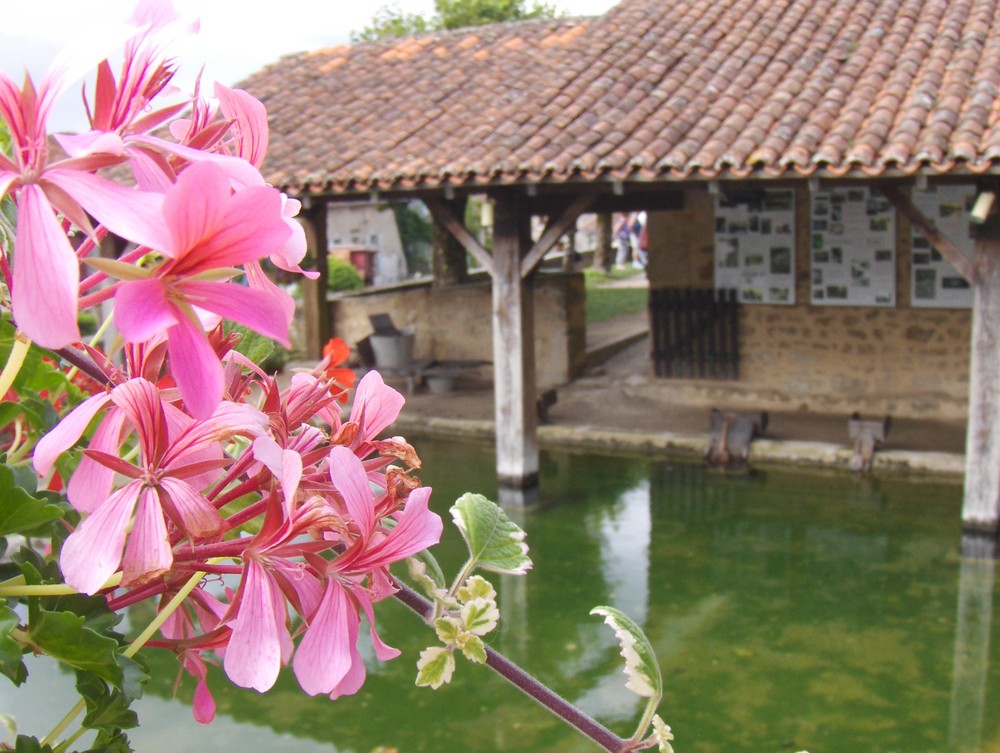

{"left": 0, "top": 0, "right": 620, "bottom": 132}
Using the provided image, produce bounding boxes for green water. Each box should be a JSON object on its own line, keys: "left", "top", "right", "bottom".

{"left": 5, "top": 439, "right": 998, "bottom": 753}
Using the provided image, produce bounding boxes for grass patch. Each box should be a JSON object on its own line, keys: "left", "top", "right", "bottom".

{"left": 585, "top": 270, "right": 648, "bottom": 325}
{"left": 586, "top": 287, "right": 648, "bottom": 324}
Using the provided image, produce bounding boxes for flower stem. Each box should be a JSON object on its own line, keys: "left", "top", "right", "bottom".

{"left": 124, "top": 564, "right": 214, "bottom": 658}
{"left": 0, "top": 330, "right": 30, "bottom": 398}
{"left": 393, "top": 583, "right": 631, "bottom": 753}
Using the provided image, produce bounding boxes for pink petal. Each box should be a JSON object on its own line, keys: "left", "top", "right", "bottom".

{"left": 224, "top": 560, "right": 287, "bottom": 693}
{"left": 11, "top": 184, "right": 80, "bottom": 348}
{"left": 162, "top": 161, "right": 230, "bottom": 259}
{"left": 327, "top": 446, "right": 375, "bottom": 535}
{"left": 329, "top": 642, "right": 367, "bottom": 700}
{"left": 60, "top": 480, "right": 142, "bottom": 595}
{"left": 292, "top": 580, "right": 354, "bottom": 696}
{"left": 115, "top": 278, "right": 180, "bottom": 343}
{"left": 180, "top": 279, "right": 291, "bottom": 347}
{"left": 215, "top": 84, "right": 268, "bottom": 168}
{"left": 353, "top": 585, "right": 401, "bottom": 661}
{"left": 246, "top": 260, "right": 294, "bottom": 325}
{"left": 121, "top": 486, "right": 171, "bottom": 585}
{"left": 33, "top": 392, "right": 111, "bottom": 476}
{"left": 47, "top": 168, "right": 171, "bottom": 251}
{"left": 109, "top": 378, "right": 168, "bottom": 462}
{"left": 164, "top": 401, "right": 268, "bottom": 462}
{"left": 349, "top": 371, "right": 405, "bottom": 443}
{"left": 158, "top": 476, "right": 221, "bottom": 538}
{"left": 252, "top": 436, "right": 302, "bottom": 514}
{"left": 184, "top": 184, "right": 290, "bottom": 271}
{"left": 67, "top": 407, "right": 127, "bottom": 514}
{"left": 348, "top": 487, "right": 442, "bottom": 572}
{"left": 193, "top": 679, "right": 216, "bottom": 724}
{"left": 165, "top": 315, "right": 223, "bottom": 420}
{"left": 130, "top": 134, "right": 266, "bottom": 188}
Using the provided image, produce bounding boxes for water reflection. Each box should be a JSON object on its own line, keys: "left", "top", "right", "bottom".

{"left": 2, "top": 442, "right": 996, "bottom": 753}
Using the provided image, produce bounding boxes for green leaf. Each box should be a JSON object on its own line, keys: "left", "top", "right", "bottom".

{"left": 415, "top": 646, "right": 455, "bottom": 689}
{"left": 76, "top": 671, "right": 139, "bottom": 733}
{"left": 590, "top": 606, "right": 663, "bottom": 699}
{"left": 433, "top": 616, "right": 462, "bottom": 645}
{"left": 0, "top": 602, "right": 26, "bottom": 685}
{"left": 456, "top": 575, "right": 495, "bottom": 604}
{"left": 12, "top": 735, "right": 54, "bottom": 753}
{"left": 27, "top": 610, "right": 122, "bottom": 687}
{"left": 85, "top": 729, "right": 134, "bottom": 753}
{"left": 449, "top": 493, "right": 532, "bottom": 575}
{"left": 460, "top": 597, "right": 499, "bottom": 637}
{"left": 0, "top": 464, "right": 64, "bottom": 537}
{"left": 459, "top": 634, "right": 487, "bottom": 664}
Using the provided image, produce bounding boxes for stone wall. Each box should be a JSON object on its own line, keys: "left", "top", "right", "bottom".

{"left": 647, "top": 187, "right": 972, "bottom": 420}
{"left": 326, "top": 272, "right": 586, "bottom": 389}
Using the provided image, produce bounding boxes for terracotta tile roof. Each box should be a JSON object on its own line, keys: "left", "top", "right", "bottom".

{"left": 240, "top": 0, "right": 1000, "bottom": 195}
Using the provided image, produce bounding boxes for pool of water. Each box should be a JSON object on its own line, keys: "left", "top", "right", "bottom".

{"left": 4, "top": 438, "right": 997, "bottom": 753}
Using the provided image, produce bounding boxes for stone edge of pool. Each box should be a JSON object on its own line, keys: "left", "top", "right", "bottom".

{"left": 390, "top": 416, "right": 966, "bottom": 479}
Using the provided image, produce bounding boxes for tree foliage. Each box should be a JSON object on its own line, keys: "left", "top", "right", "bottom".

{"left": 352, "top": 0, "right": 560, "bottom": 43}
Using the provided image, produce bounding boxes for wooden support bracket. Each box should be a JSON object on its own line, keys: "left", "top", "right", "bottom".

{"left": 424, "top": 197, "right": 494, "bottom": 276}
{"left": 520, "top": 193, "right": 595, "bottom": 279}
{"left": 879, "top": 184, "right": 976, "bottom": 285}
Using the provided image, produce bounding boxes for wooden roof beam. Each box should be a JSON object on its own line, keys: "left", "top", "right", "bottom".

{"left": 878, "top": 184, "right": 976, "bottom": 285}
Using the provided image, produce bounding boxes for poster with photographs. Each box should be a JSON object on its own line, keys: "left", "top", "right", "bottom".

{"left": 810, "top": 187, "right": 895, "bottom": 306}
{"left": 910, "top": 184, "right": 974, "bottom": 309}
{"left": 714, "top": 188, "right": 795, "bottom": 305}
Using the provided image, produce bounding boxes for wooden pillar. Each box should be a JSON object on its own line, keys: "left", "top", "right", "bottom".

{"left": 963, "top": 206, "right": 1000, "bottom": 534}
{"left": 299, "top": 200, "right": 330, "bottom": 360}
{"left": 491, "top": 190, "right": 538, "bottom": 488}
{"left": 594, "top": 212, "right": 614, "bottom": 273}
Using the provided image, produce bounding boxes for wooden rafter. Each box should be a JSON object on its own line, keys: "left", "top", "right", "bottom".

{"left": 424, "top": 197, "right": 494, "bottom": 275}
{"left": 879, "top": 184, "right": 976, "bottom": 285}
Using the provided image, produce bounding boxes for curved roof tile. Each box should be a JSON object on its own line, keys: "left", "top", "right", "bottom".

{"left": 240, "top": 0, "right": 1000, "bottom": 194}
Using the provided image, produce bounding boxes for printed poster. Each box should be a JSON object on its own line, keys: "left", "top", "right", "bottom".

{"left": 810, "top": 187, "right": 895, "bottom": 306}
{"left": 911, "top": 184, "right": 974, "bottom": 309}
{"left": 714, "top": 188, "right": 796, "bottom": 305}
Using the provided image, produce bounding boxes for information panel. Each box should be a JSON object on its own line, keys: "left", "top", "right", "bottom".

{"left": 714, "top": 188, "right": 796, "bottom": 305}
{"left": 810, "top": 187, "right": 895, "bottom": 306}
{"left": 910, "top": 184, "right": 974, "bottom": 309}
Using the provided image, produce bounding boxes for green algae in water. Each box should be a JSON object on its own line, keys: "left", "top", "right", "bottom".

{"left": 3, "top": 439, "right": 996, "bottom": 753}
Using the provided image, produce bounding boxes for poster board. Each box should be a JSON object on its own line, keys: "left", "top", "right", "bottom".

{"left": 809, "top": 187, "right": 895, "bottom": 306}
{"left": 714, "top": 188, "right": 796, "bottom": 305}
{"left": 910, "top": 184, "right": 974, "bottom": 309}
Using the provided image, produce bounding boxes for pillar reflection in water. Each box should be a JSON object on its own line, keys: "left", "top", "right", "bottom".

{"left": 496, "top": 486, "right": 536, "bottom": 661}
{"left": 949, "top": 535, "right": 996, "bottom": 753}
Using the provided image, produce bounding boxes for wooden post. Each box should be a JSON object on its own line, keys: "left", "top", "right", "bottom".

{"left": 299, "top": 200, "right": 330, "bottom": 360}
{"left": 963, "top": 206, "right": 1000, "bottom": 534}
{"left": 594, "top": 213, "right": 613, "bottom": 273}
{"left": 491, "top": 190, "right": 539, "bottom": 488}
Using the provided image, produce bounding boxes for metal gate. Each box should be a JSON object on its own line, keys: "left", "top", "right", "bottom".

{"left": 649, "top": 288, "right": 739, "bottom": 379}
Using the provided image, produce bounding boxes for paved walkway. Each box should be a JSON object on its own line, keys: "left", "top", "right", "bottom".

{"left": 386, "top": 281, "right": 967, "bottom": 478}
{"left": 291, "top": 272, "right": 968, "bottom": 478}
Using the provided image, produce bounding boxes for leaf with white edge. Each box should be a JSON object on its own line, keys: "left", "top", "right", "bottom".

{"left": 457, "top": 575, "right": 496, "bottom": 604}
{"left": 406, "top": 556, "right": 452, "bottom": 605}
{"left": 450, "top": 493, "right": 532, "bottom": 575}
{"left": 461, "top": 597, "right": 499, "bottom": 637}
{"left": 590, "top": 605, "right": 663, "bottom": 699}
{"left": 459, "top": 634, "right": 487, "bottom": 664}
{"left": 416, "top": 647, "right": 455, "bottom": 689}
{"left": 650, "top": 715, "right": 675, "bottom": 753}
{"left": 434, "top": 616, "right": 462, "bottom": 645}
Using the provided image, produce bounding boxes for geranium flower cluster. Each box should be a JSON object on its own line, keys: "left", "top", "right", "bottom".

{"left": 0, "top": 0, "right": 442, "bottom": 725}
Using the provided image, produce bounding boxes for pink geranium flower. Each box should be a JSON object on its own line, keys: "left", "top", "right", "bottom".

{"left": 292, "top": 445, "right": 442, "bottom": 697}
{"left": 112, "top": 161, "right": 292, "bottom": 418}
{"left": 49, "top": 378, "right": 268, "bottom": 594}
